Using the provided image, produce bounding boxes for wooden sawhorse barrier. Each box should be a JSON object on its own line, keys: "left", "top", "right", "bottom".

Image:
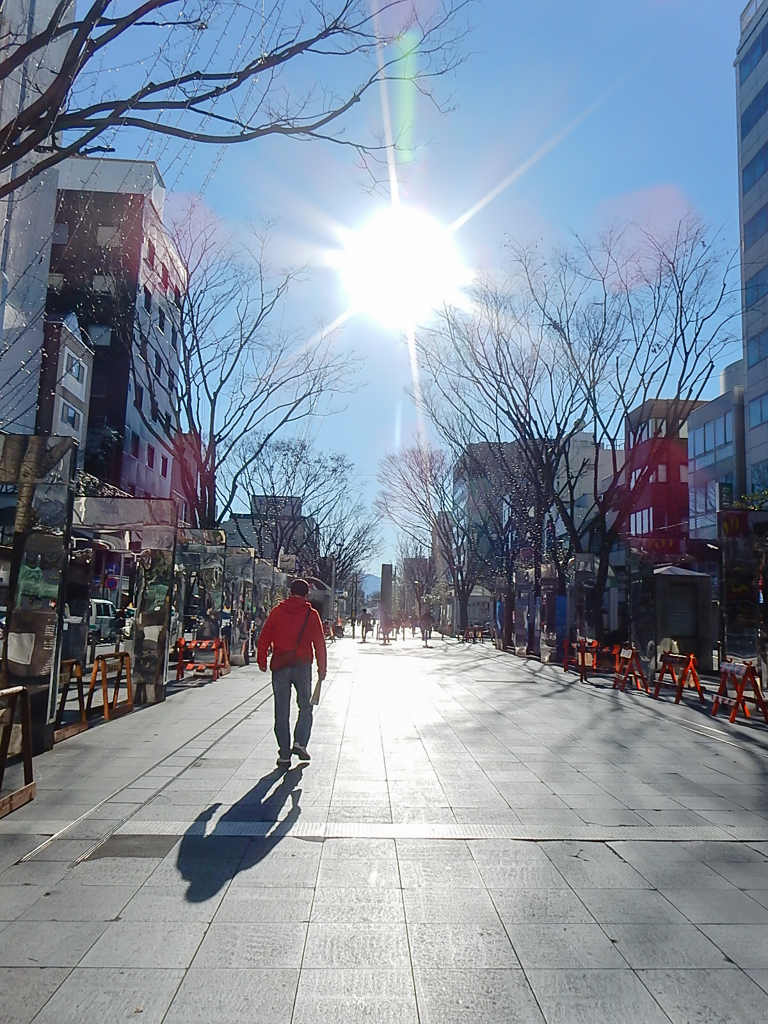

{"left": 711, "top": 661, "right": 768, "bottom": 725}
{"left": 86, "top": 652, "right": 134, "bottom": 721}
{"left": 653, "top": 652, "right": 705, "bottom": 705}
{"left": 0, "top": 686, "right": 35, "bottom": 819}
{"left": 54, "top": 659, "right": 88, "bottom": 742}
{"left": 613, "top": 646, "right": 649, "bottom": 693}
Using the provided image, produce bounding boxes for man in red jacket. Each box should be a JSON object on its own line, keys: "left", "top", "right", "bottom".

{"left": 257, "top": 579, "right": 327, "bottom": 768}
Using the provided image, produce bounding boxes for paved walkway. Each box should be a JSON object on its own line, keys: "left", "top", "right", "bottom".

{"left": 2, "top": 636, "right": 768, "bottom": 1022}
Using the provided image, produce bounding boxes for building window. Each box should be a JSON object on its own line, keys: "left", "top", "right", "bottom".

{"left": 93, "top": 275, "right": 115, "bottom": 295}
{"left": 88, "top": 324, "right": 112, "bottom": 347}
{"left": 741, "top": 21, "right": 768, "bottom": 85}
{"left": 691, "top": 411, "right": 735, "bottom": 455}
{"left": 742, "top": 78, "right": 768, "bottom": 140}
{"left": 52, "top": 222, "right": 68, "bottom": 245}
{"left": 748, "top": 328, "right": 768, "bottom": 366}
{"left": 168, "top": 368, "right": 175, "bottom": 390}
{"left": 147, "top": 238, "right": 155, "bottom": 268}
{"left": 65, "top": 351, "right": 84, "bottom": 382}
{"left": 151, "top": 401, "right": 160, "bottom": 423}
{"left": 746, "top": 265, "right": 768, "bottom": 309}
{"left": 161, "top": 455, "right": 168, "bottom": 478}
{"left": 744, "top": 201, "right": 768, "bottom": 251}
{"left": 158, "top": 308, "right": 165, "bottom": 334}
{"left": 174, "top": 286, "right": 181, "bottom": 308}
{"left": 48, "top": 273, "right": 64, "bottom": 291}
{"left": 147, "top": 444, "right": 155, "bottom": 470}
{"left": 130, "top": 432, "right": 140, "bottom": 458}
{"left": 171, "top": 325, "right": 178, "bottom": 351}
{"left": 154, "top": 352, "right": 162, "bottom": 376}
{"left": 679, "top": 464, "right": 689, "bottom": 483}
{"left": 164, "top": 411, "right": 172, "bottom": 435}
{"left": 750, "top": 392, "right": 768, "bottom": 429}
{"left": 60, "top": 402, "right": 80, "bottom": 429}
{"left": 135, "top": 385, "right": 143, "bottom": 412}
{"left": 657, "top": 463, "right": 667, "bottom": 483}
{"left": 744, "top": 140, "right": 768, "bottom": 196}
{"left": 143, "top": 285, "right": 152, "bottom": 312}
{"left": 630, "top": 508, "right": 654, "bottom": 536}
{"left": 752, "top": 459, "right": 768, "bottom": 493}
{"left": 162, "top": 263, "right": 169, "bottom": 289}
{"left": 97, "top": 225, "right": 119, "bottom": 247}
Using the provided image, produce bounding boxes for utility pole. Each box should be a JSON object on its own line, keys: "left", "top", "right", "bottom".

{"left": 330, "top": 554, "right": 336, "bottom": 624}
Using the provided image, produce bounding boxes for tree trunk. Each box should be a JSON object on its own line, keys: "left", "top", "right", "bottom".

{"left": 458, "top": 590, "right": 470, "bottom": 632}
{"left": 586, "top": 549, "right": 611, "bottom": 645}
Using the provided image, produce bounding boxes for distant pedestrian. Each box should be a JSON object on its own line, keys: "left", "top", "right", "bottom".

{"left": 419, "top": 609, "right": 435, "bottom": 647}
{"left": 361, "top": 608, "right": 372, "bottom": 643}
{"left": 257, "top": 579, "right": 327, "bottom": 769}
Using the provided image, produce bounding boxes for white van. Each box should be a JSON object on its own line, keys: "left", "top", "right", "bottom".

{"left": 89, "top": 599, "right": 117, "bottom": 641}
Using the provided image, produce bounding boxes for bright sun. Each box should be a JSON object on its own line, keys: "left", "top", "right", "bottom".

{"left": 336, "top": 205, "right": 468, "bottom": 330}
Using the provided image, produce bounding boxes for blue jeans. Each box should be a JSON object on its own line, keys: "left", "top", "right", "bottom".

{"left": 272, "top": 662, "right": 313, "bottom": 757}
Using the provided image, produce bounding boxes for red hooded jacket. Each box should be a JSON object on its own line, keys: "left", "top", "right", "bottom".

{"left": 256, "top": 595, "right": 327, "bottom": 677}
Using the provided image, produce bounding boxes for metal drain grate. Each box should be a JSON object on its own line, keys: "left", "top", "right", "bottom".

{"left": 111, "top": 820, "right": 768, "bottom": 842}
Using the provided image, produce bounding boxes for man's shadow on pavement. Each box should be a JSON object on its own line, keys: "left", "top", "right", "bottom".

{"left": 177, "top": 765, "right": 304, "bottom": 903}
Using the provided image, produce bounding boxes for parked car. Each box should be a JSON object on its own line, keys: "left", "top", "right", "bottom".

{"left": 89, "top": 599, "right": 117, "bottom": 641}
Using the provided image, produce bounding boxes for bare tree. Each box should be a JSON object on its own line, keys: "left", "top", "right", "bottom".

{"left": 137, "top": 209, "right": 355, "bottom": 527}
{"left": 0, "top": 0, "right": 471, "bottom": 200}
{"left": 233, "top": 436, "right": 378, "bottom": 586}
{"left": 419, "top": 214, "right": 738, "bottom": 641}
{"left": 375, "top": 443, "right": 482, "bottom": 631}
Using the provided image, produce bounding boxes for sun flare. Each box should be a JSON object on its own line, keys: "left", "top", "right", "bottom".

{"left": 336, "top": 205, "right": 468, "bottom": 331}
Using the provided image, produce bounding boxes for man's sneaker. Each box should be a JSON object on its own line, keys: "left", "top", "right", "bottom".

{"left": 276, "top": 756, "right": 292, "bottom": 769}
{"left": 292, "top": 744, "right": 310, "bottom": 761}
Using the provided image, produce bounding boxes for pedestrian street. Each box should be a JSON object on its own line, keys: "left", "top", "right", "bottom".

{"left": 2, "top": 635, "right": 768, "bottom": 1023}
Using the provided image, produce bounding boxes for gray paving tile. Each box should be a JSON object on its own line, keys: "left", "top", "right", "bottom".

{"left": 311, "top": 887, "right": 405, "bottom": 923}
{"left": 660, "top": 887, "right": 768, "bottom": 924}
{"left": 542, "top": 842, "right": 652, "bottom": 889}
{"left": 80, "top": 919, "right": 207, "bottom": 968}
{"left": 0, "top": 860, "right": 69, "bottom": 888}
{"left": 316, "top": 857, "right": 401, "bottom": 887}
{"left": 292, "top": 968, "right": 418, "bottom": 1024}
{"left": 0, "top": 967, "right": 70, "bottom": 1024}
{"left": 164, "top": 968, "right": 299, "bottom": 1023}
{"left": 29, "top": 967, "right": 184, "bottom": 1024}
{"left": 747, "top": 969, "right": 768, "bottom": 994}
{"left": 505, "top": 923, "right": 627, "bottom": 969}
{"left": 603, "top": 922, "right": 730, "bottom": 968}
{"left": 641, "top": 967, "right": 768, "bottom": 1024}
{"left": 0, "top": 884, "right": 47, "bottom": 921}
{"left": 303, "top": 922, "right": 411, "bottom": 968}
{"left": 216, "top": 885, "right": 313, "bottom": 923}
{"left": 575, "top": 888, "right": 687, "bottom": 924}
{"left": 403, "top": 887, "right": 499, "bottom": 924}
{"left": 414, "top": 968, "right": 544, "bottom": 1024}
{"left": 397, "top": 858, "right": 485, "bottom": 888}
{"left": 701, "top": 924, "right": 768, "bottom": 969}
{"left": 193, "top": 922, "right": 307, "bottom": 968}
{"left": 409, "top": 921, "right": 519, "bottom": 968}
{"left": 20, "top": 883, "right": 138, "bottom": 922}
{"left": 71, "top": 858, "right": 163, "bottom": 886}
{"left": 120, "top": 886, "right": 225, "bottom": 921}
{"left": 491, "top": 887, "right": 594, "bottom": 923}
{"left": 527, "top": 968, "right": 670, "bottom": 1024}
{"left": 0, "top": 920, "right": 107, "bottom": 966}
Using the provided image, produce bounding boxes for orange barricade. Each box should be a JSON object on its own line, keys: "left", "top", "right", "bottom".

{"left": 54, "top": 659, "right": 88, "bottom": 741}
{"left": 613, "top": 646, "right": 649, "bottom": 693}
{"left": 86, "top": 652, "right": 134, "bottom": 721}
{"left": 711, "top": 661, "right": 768, "bottom": 724}
{"left": 653, "top": 652, "right": 705, "bottom": 706}
{"left": 176, "top": 638, "right": 224, "bottom": 682}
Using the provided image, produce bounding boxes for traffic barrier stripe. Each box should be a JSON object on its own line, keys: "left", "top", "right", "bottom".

{"left": 0, "top": 687, "right": 35, "bottom": 819}
{"left": 653, "top": 652, "right": 705, "bottom": 706}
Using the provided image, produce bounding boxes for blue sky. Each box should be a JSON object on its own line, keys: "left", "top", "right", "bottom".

{"left": 124, "top": 0, "right": 745, "bottom": 567}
